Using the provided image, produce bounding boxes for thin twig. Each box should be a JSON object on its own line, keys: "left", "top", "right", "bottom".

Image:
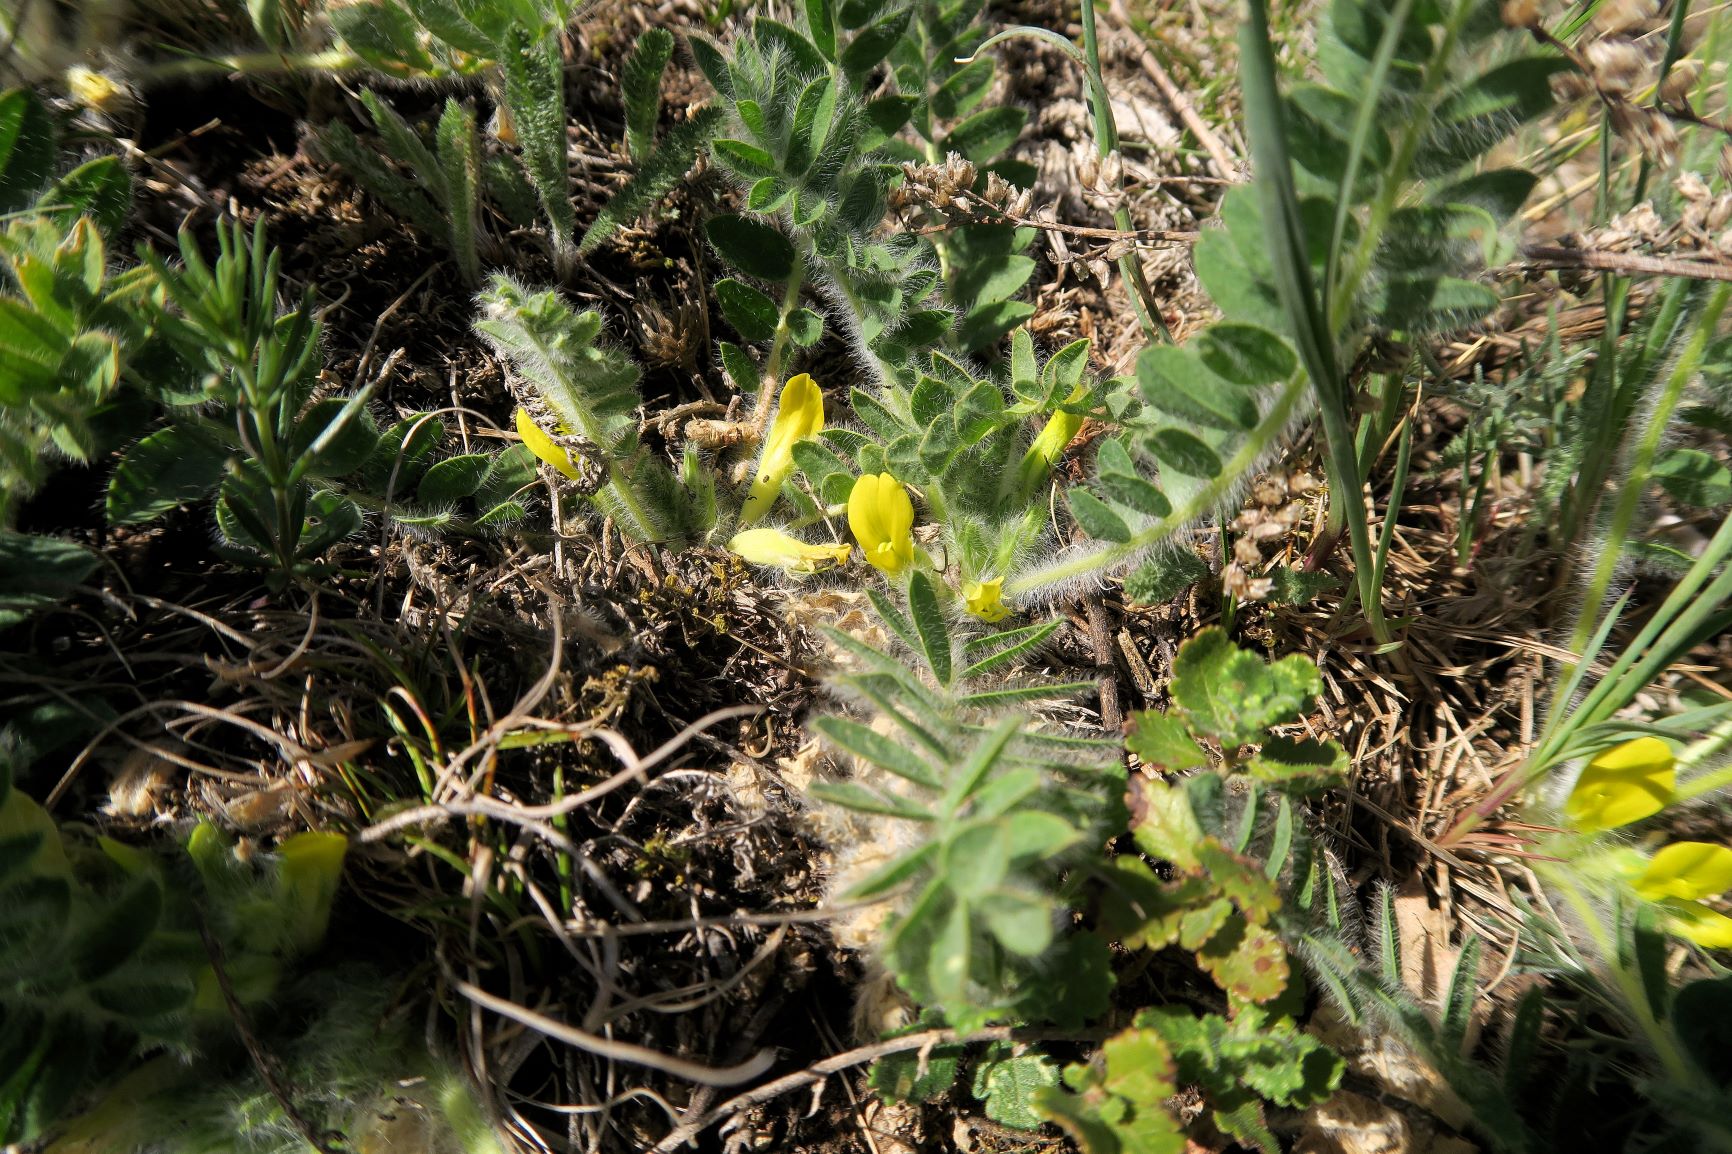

{"left": 1523, "top": 243, "right": 1732, "bottom": 282}
{"left": 650, "top": 1025, "right": 1110, "bottom": 1152}
{"left": 1106, "top": 0, "right": 1240, "bottom": 180}
{"left": 198, "top": 916, "right": 345, "bottom": 1154}
{"left": 454, "top": 978, "right": 779, "bottom": 1087}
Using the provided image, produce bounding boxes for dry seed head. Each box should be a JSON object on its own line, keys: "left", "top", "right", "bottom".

{"left": 1660, "top": 58, "right": 1702, "bottom": 105}
{"left": 1608, "top": 102, "right": 1678, "bottom": 167}
{"left": 1223, "top": 562, "right": 1273, "bottom": 602}
{"left": 1100, "top": 150, "right": 1124, "bottom": 189}
{"left": 1234, "top": 536, "right": 1264, "bottom": 566}
{"left": 1675, "top": 170, "right": 1711, "bottom": 202}
{"left": 1590, "top": 0, "right": 1657, "bottom": 36}
{"left": 1077, "top": 153, "right": 1100, "bottom": 190}
{"left": 1252, "top": 475, "right": 1286, "bottom": 507}
{"left": 1500, "top": 0, "right": 1540, "bottom": 27}
{"left": 1707, "top": 194, "right": 1732, "bottom": 232}
{"left": 1584, "top": 39, "right": 1646, "bottom": 97}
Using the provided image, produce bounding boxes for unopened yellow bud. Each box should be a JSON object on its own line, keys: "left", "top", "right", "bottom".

{"left": 964, "top": 578, "right": 1010, "bottom": 623}
{"left": 728, "top": 527, "right": 851, "bottom": 573}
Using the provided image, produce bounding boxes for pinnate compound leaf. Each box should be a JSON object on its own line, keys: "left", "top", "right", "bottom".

{"left": 1169, "top": 628, "right": 1319, "bottom": 747}
{"left": 622, "top": 27, "right": 673, "bottom": 162}
{"left": 581, "top": 108, "right": 725, "bottom": 255}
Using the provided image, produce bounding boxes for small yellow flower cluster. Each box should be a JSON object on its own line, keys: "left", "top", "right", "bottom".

{"left": 719, "top": 378, "right": 1011, "bottom": 622}
{"left": 1565, "top": 737, "right": 1732, "bottom": 948}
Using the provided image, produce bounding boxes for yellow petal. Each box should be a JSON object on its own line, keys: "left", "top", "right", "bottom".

{"left": 516, "top": 407, "right": 581, "bottom": 481}
{"left": 1635, "top": 842, "right": 1732, "bottom": 902}
{"left": 1563, "top": 736, "right": 1675, "bottom": 833}
{"left": 1657, "top": 900, "right": 1732, "bottom": 949}
{"left": 964, "top": 578, "right": 1010, "bottom": 623}
{"left": 741, "top": 374, "right": 824, "bottom": 524}
{"left": 728, "top": 528, "right": 851, "bottom": 573}
{"left": 848, "top": 472, "right": 915, "bottom": 575}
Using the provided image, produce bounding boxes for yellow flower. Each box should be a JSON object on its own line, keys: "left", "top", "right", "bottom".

{"left": 1617, "top": 841, "right": 1732, "bottom": 949}
{"left": 1633, "top": 842, "right": 1732, "bottom": 902}
{"left": 848, "top": 472, "right": 915, "bottom": 575}
{"left": 728, "top": 528, "right": 851, "bottom": 573}
{"left": 516, "top": 407, "right": 581, "bottom": 481}
{"left": 1563, "top": 737, "right": 1675, "bottom": 833}
{"left": 741, "top": 374, "right": 824, "bottom": 524}
{"left": 1654, "top": 900, "right": 1732, "bottom": 949}
{"left": 964, "top": 578, "right": 1010, "bottom": 623}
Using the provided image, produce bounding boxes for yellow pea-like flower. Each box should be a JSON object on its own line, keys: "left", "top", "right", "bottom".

{"left": 741, "top": 374, "right": 824, "bottom": 524}
{"left": 515, "top": 407, "right": 582, "bottom": 481}
{"left": 848, "top": 472, "right": 916, "bottom": 575}
{"left": 728, "top": 528, "right": 851, "bottom": 573}
{"left": 1563, "top": 736, "right": 1675, "bottom": 833}
{"left": 1655, "top": 900, "right": 1732, "bottom": 949}
{"left": 1634, "top": 842, "right": 1732, "bottom": 902}
{"left": 964, "top": 578, "right": 1010, "bottom": 623}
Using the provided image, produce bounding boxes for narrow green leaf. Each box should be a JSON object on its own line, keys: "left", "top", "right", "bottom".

{"left": 813, "top": 715, "right": 941, "bottom": 789}
{"left": 808, "top": 781, "right": 935, "bottom": 821}
{"left": 908, "top": 570, "right": 953, "bottom": 686}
